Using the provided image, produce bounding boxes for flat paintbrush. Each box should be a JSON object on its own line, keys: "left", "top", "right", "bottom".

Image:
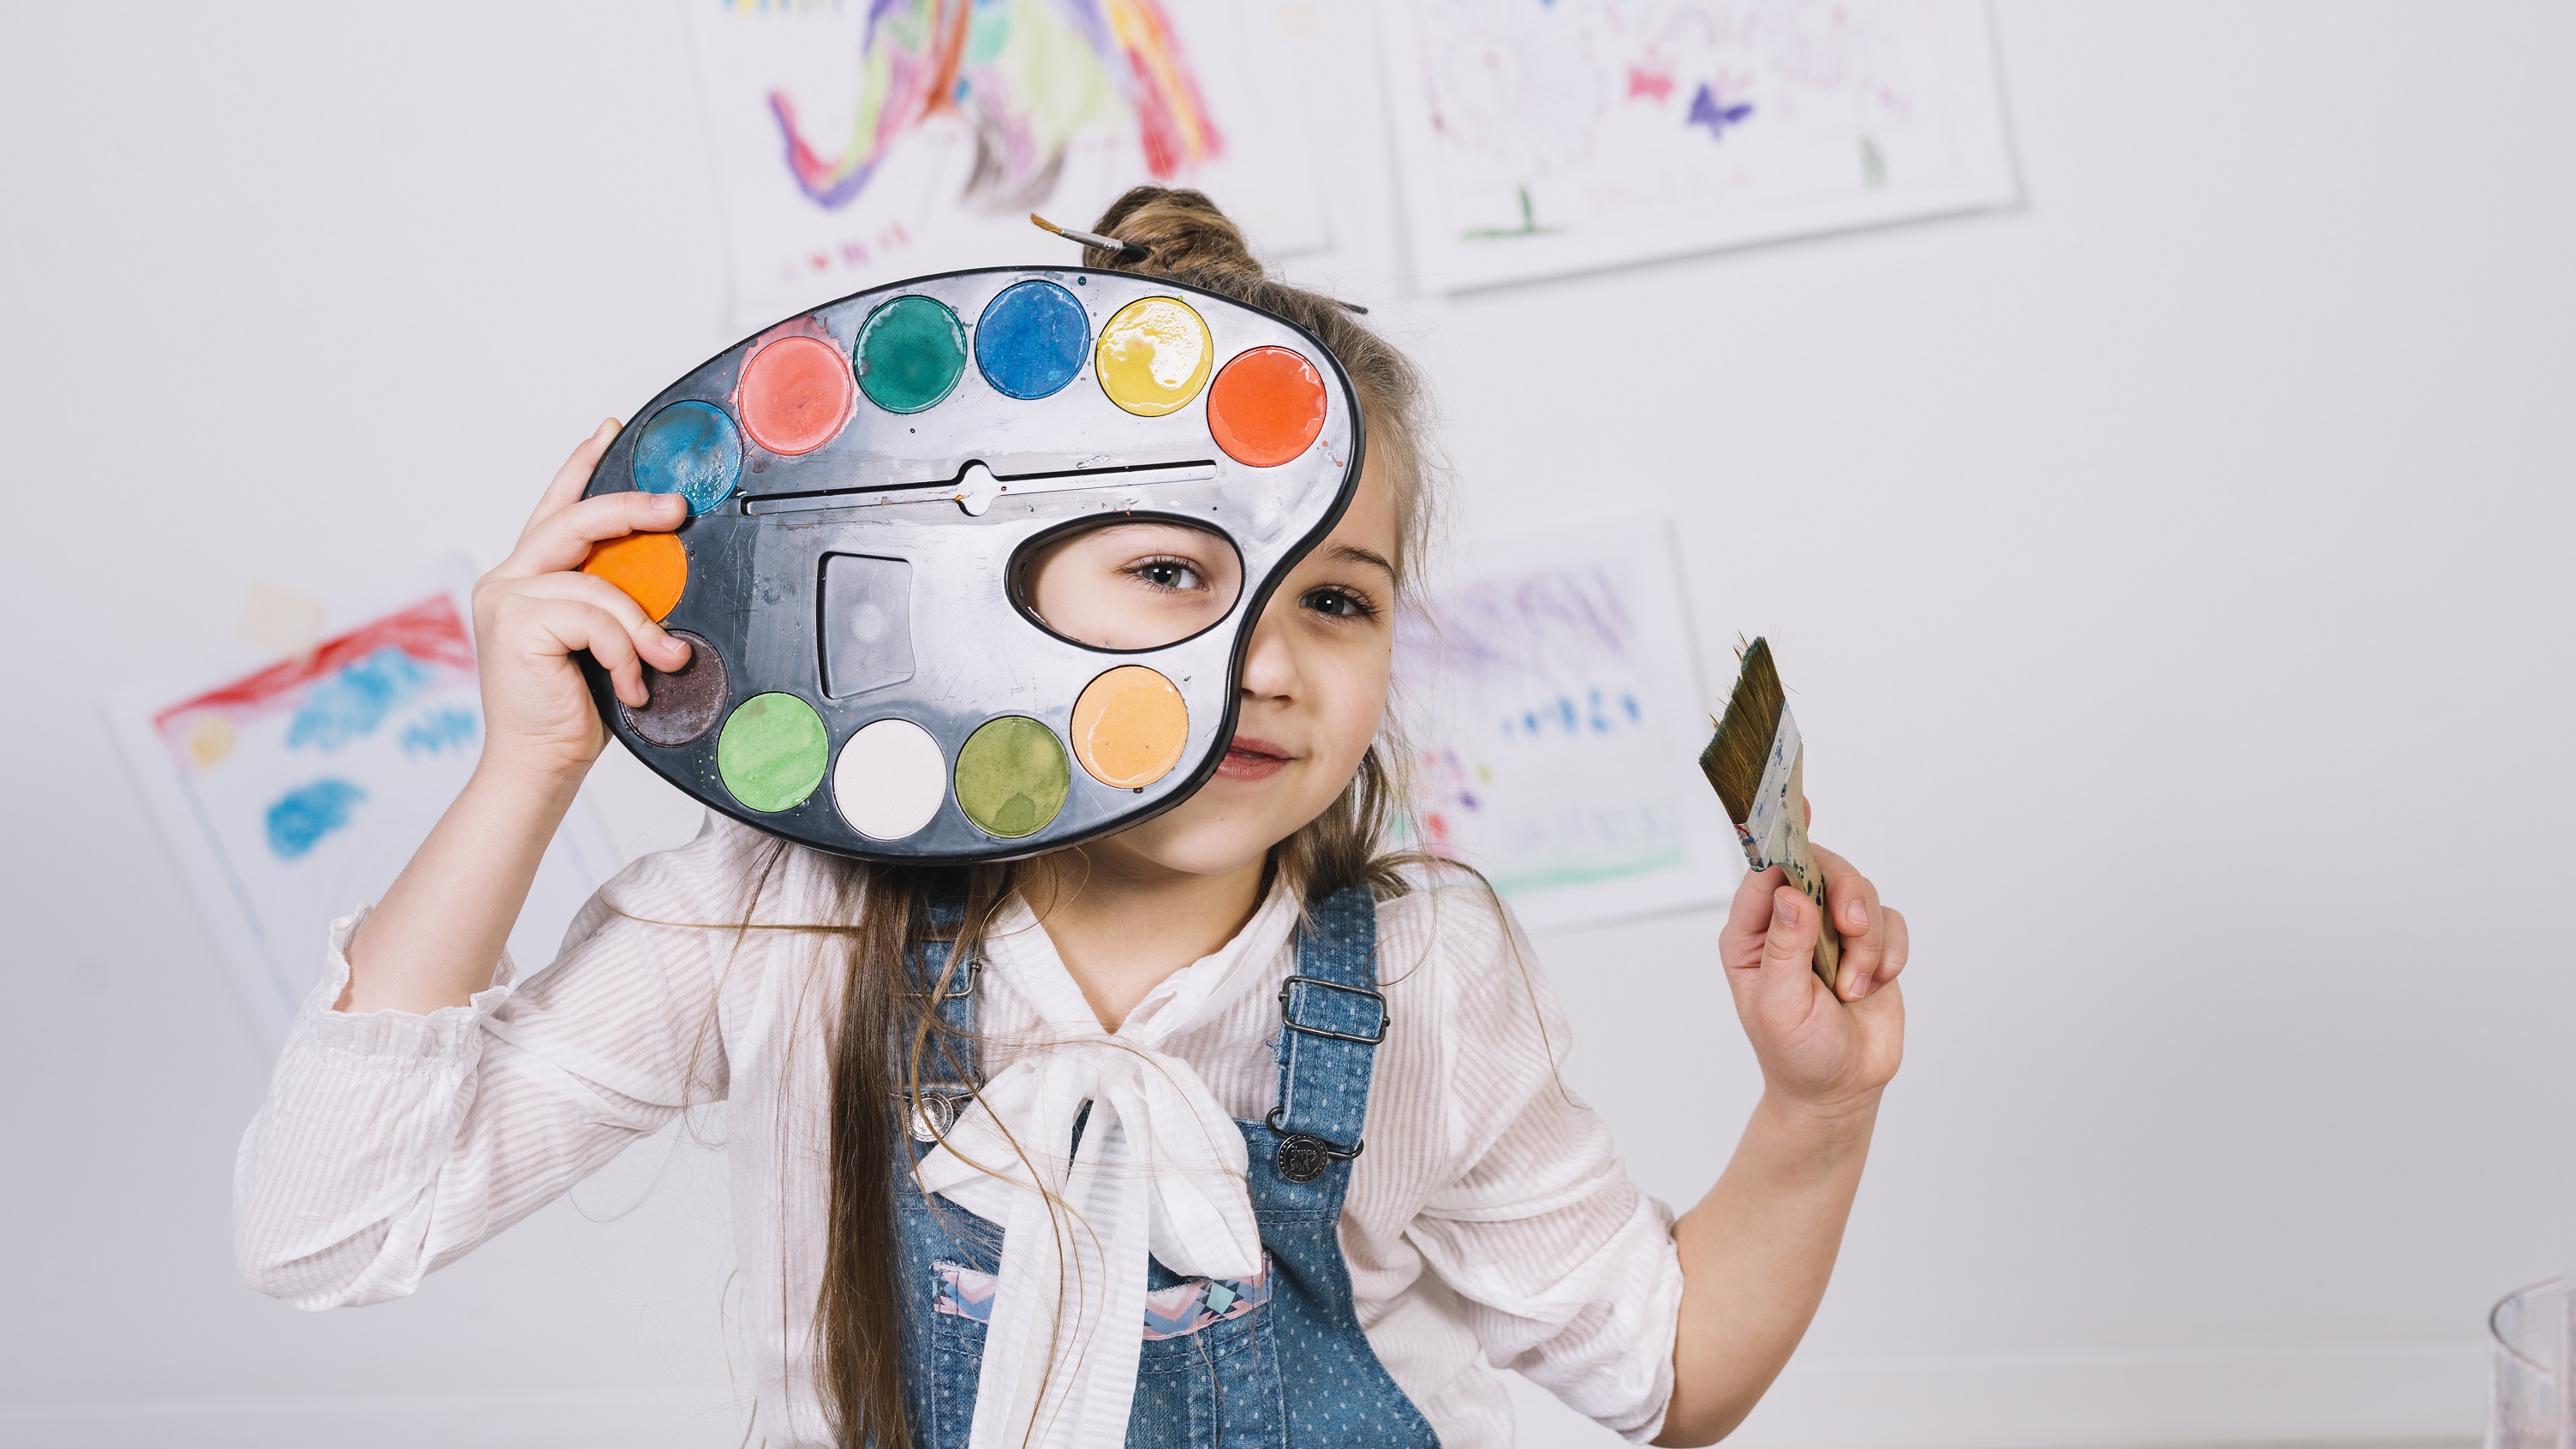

{"left": 1698, "top": 638, "right": 1841, "bottom": 989}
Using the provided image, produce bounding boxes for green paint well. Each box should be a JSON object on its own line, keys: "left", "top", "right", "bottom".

{"left": 718, "top": 693, "right": 829, "bottom": 813}
{"left": 954, "top": 715, "right": 1070, "bottom": 838}
{"left": 855, "top": 295, "right": 968, "bottom": 414}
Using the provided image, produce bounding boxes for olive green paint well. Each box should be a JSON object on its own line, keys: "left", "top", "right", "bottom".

{"left": 856, "top": 295, "right": 969, "bottom": 414}
{"left": 718, "top": 693, "right": 829, "bottom": 813}
{"left": 954, "top": 715, "right": 1070, "bottom": 838}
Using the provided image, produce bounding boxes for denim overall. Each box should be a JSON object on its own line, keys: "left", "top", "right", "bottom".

{"left": 888, "top": 886, "right": 1440, "bottom": 1449}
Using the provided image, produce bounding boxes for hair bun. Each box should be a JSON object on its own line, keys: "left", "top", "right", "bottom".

{"left": 1085, "top": 187, "right": 1263, "bottom": 281}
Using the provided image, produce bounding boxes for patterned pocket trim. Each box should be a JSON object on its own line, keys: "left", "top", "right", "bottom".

{"left": 932, "top": 1255, "right": 1272, "bottom": 1341}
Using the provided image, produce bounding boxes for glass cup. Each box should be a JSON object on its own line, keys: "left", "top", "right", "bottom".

{"left": 2493, "top": 1277, "right": 2573, "bottom": 1449}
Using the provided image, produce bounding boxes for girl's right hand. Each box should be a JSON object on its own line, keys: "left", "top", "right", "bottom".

{"left": 470, "top": 420, "right": 693, "bottom": 784}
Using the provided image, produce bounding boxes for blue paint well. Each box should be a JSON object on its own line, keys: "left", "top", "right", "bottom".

{"left": 631, "top": 400, "right": 743, "bottom": 514}
{"left": 289, "top": 647, "right": 433, "bottom": 752}
{"left": 975, "top": 280, "right": 1089, "bottom": 400}
{"left": 265, "top": 778, "right": 366, "bottom": 860}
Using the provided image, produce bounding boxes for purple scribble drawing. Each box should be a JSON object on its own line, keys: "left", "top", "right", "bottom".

{"left": 1685, "top": 81, "right": 1754, "bottom": 139}
{"left": 1395, "top": 564, "right": 1654, "bottom": 866}
{"left": 1397, "top": 564, "right": 1639, "bottom": 687}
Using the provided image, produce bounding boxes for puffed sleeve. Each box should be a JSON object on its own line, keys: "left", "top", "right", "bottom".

{"left": 232, "top": 815, "right": 787, "bottom": 1309}
{"left": 1396, "top": 889, "right": 1685, "bottom": 1443}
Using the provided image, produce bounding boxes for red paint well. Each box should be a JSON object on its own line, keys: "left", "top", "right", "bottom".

{"left": 737, "top": 335, "right": 855, "bottom": 455}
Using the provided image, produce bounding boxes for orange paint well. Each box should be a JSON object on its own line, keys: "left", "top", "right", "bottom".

{"left": 737, "top": 334, "right": 854, "bottom": 455}
{"left": 1070, "top": 665, "right": 1188, "bottom": 790}
{"left": 1207, "top": 347, "right": 1327, "bottom": 468}
{"left": 581, "top": 531, "right": 688, "bottom": 622}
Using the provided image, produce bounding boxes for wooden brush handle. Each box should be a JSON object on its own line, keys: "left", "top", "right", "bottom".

{"left": 1774, "top": 753, "right": 1842, "bottom": 990}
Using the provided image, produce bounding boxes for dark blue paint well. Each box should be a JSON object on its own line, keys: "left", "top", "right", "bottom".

{"left": 632, "top": 400, "right": 744, "bottom": 514}
{"left": 974, "top": 280, "right": 1089, "bottom": 400}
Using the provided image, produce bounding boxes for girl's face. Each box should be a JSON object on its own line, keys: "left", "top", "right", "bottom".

{"left": 1026, "top": 456, "right": 1400, "bottom": 881}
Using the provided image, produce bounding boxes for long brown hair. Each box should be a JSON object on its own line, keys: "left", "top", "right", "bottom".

{"left": 811, "top": 188, "right": 1443, "bottom": 1447}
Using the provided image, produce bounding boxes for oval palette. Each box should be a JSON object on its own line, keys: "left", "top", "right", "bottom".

{"left": 574, "top": 267, "right": 1363, "bottom": 864}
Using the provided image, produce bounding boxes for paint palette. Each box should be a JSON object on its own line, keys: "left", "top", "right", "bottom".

{"left": 576, "top": 268, "right": 1361, "bottom": 862}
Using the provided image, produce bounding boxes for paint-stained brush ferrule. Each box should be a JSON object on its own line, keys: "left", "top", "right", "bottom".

{"left": 1699, "top": 638, "right": 1843, "bottom": 990}
{"left": 1030, "top": 212, "right": 1150, "bottom": 264}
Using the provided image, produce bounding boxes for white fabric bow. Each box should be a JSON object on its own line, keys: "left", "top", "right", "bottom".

{"left": 913, "top": 888, "right": 1296, "bottom": 1449}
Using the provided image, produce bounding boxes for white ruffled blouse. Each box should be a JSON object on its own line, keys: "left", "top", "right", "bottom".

{"left": 234, "top": 816, "right": 1684, "bottom": 1448}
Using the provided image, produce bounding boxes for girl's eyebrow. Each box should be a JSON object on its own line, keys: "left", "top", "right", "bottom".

{"left": 1327, "top": 544, "right": 1396, "bottom": 579}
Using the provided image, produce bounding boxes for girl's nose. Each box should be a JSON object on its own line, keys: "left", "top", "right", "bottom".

{"left": 1238, "top": 597, "right": 1303, "bottom": 702}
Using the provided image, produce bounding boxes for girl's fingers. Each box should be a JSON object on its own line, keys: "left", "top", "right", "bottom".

{"left": 1869, "top": 908, "right": 1911, "bottom": 987}
{"left": 523, "top": 419, "right": 623, "bottom": 531}
{"left": 496, "top": 489, "right": 688, "bottom": 581}
{"left": 507, "top": 593, "right": 651, "bottom": 708}
{"left": 1808, "top": 842, "right": 1887, "bottom": 999}
{"left": 510, "top": 571, "right": 693, "bottom": 672}
{"left": 1754, "top": 885, "right": 1825, "bottom": 1011}
{"left": 1720, "top": 864, "right": 1787, "bottom": 971}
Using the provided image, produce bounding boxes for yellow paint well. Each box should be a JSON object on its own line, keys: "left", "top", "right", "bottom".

{"left": 1094, "top": 297, "right": 1213, "bottom": 416}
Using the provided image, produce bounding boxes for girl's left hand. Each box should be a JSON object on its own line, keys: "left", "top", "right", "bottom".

{"left": 1719, "top": 828, "right": 1909, "bottom": 1114}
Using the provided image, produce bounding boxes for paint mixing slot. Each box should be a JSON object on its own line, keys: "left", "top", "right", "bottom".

{"left": 742, "top": 458, "right": 1219, "bottom": 517}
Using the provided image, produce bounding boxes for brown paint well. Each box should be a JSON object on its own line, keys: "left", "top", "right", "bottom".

{"left": 581, "top": 531, "right": 687, "bottom": 622}
{"left": 620, "top": 629, "right": 728, "bottom": 746}
{"left": 737, "top": 334, "right": 855, "bottom": 455}
{"left": 1070, "top": 665, "right": 1188, "bottom": 790}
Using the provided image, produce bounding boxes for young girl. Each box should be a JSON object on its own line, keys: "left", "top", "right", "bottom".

{"left": 236, "top": 191, "right": 1911, "bottom": 1449}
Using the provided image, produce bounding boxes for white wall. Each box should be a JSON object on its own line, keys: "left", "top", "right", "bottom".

{"left": 4, "top": 3, "right": 2571, "bottom": 1446}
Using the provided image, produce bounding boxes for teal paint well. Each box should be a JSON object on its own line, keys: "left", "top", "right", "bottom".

{"left": 856, "top": 295, "right": 968, "bottom": 414}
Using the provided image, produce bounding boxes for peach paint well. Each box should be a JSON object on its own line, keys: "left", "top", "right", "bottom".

{"left": 581, "top": 531, "right": 687, "bottom": 622}
{"left": 736, "top": 335, "right": 855, "bottom": 455}
{"left": 1070, "top": 665, "right": 1189, "bottom": 790}
{"left": 1207, "top": 346, "right": 1327, "bottom": 468}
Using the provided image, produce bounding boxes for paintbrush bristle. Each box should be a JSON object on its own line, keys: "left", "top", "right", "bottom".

{"left": 1029, "top": 212, "right": 1067, "bottom": 236}
{"left": 1699, "top": 636, "right": 1786, "bottom": 824}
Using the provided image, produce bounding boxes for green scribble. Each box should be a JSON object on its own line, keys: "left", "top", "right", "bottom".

{"left": 1464, "top": 184, "right": 1553, "bottom": 241}
{"left": 1861, "top": 137, "right": 1887, "bottom": 188}
{"left": 1491, "top": 846, "right": 1688, "bottom": 896}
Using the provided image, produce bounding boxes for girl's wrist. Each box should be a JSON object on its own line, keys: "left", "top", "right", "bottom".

{"left": 1754, "top": 1084, "right": 1883, "bottom": 1147}
{"left": 465, "top": 749, "right": 591, "bottom": 816}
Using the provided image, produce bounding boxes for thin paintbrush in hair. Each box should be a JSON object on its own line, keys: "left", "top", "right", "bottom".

{"left": 1698, "top": 638, "right": 1841, "bottom": 990}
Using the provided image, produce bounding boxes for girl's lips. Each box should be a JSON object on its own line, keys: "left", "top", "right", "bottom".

{"left": 1215, "top": 735, "right": 1293, "bottom": 782}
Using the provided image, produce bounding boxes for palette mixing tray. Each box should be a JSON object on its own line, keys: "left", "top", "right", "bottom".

{"left": 576, "top": 268, "right": 1363, "bottom": 862}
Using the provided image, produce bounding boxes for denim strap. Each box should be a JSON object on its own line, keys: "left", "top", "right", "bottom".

{"left": 897, "top": 890, "right": 982, "bottom": 1130}
{"left": 1265, "top": 886, "right": 1387, "bottom": 1164}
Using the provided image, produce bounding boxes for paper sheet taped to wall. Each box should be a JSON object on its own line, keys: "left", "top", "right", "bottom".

{"left": 104, "top": 559, "right": 620, "bottom": 1052}
{"left": 1379, "top": 0, "right": 2018, "bottom": 291}
{"left": 1393, "top": 519, "right": 1738, "bottom": 932}
{"left": 684, "top": 0, "right": 1328, "bottom": 329}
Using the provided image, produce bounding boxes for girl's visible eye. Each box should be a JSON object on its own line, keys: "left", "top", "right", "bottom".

{"left": 1302, "top": 585, "right": 1380, "bottom": 623}
{"left": 1125, "top": 556, "right": 1205, "bottom": 592}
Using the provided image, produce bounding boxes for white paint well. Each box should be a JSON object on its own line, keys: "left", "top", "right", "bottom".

{"left": 833, "top": 719, "right": 948, "bottom": 839}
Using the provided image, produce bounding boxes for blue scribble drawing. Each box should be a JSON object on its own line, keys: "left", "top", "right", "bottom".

{"left": 1685, "top": 82, "right": 1753, "bottom": 140}
{"left": 288, "top": 647, "right": 434, "bottom": 753}
{"left": 401, "top": 707, "right": 480, "bottom": 757}
{"left": 1506, "top": 686, "right": 1643, "bottom": 742}
{"left": 265, "top": 778, "right": 367, "bottom": 861}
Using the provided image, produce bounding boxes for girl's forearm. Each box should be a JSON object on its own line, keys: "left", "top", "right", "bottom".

{"left": 1654, "top": 1089, "right": 1880, "bottom": 1447}
{"left": 339, "top": 758, "right": 586, "bottom": 1014}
